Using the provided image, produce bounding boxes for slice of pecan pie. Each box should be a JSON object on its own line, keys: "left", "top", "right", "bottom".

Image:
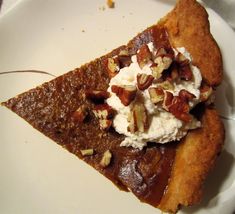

{"left": 2, "top": 0, "right": 225, "bottom": 213}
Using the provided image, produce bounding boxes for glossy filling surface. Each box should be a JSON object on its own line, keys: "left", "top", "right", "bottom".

{"left": 3, "top": 26, "right": 182, "bottom": 207}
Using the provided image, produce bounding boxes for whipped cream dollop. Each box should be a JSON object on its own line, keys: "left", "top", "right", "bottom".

{"left": 106, "top": 43, "right": 202, "bottom": 149}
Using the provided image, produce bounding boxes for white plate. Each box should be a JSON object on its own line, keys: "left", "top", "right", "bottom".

{"left": 0, "top": 1, "right": 235, "bottom": 214}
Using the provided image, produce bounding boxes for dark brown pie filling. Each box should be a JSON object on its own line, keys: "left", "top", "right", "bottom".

{"left": 3, "top": 26, "right": 195, "bottom": 207}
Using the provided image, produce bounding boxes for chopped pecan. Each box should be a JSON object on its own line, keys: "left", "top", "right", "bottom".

{"left": 119, "top": 49, "right": 129, "bottom": 56}
{"left": 162, "top": 91, "right": 192, "bottom": 122}
{"left": 162, "top": 55, "right": 173, "bottom": 67}
{"left": 92, "top": 103, "right": 115, "bottom": 120}
{"left": 152, "top": 55, "right": 173, "bottom": 78}
{"left": 158, "top": 80, "right": 174, "bottom": 91}
{"left": 162, "top": 91, "right": 174, "bottom": 110}
{"left": 148, "top": 87, "right": 164, "bottom": 104}
{"left": 175, "top": 53, "right": 193, "bottom": 81}
{"left": 99, "top": 119, "right": 113, "bottom": 130}
{"left": 158, "top": 61, "right": 179, "bottom": 83}
{"left": 128, "top": 103, "right": 148, "bottom": 133}
{"left": 175, "top": 52, "right": 188, "bottom": 63}
{"left": 80, "top": 149, "right": 94, "bottom": 156}
{"left": 137, "top": 73, "right": 154, "bottom": 90}
{"left": 172, "top": 111, "right": 192, "bottom": 122}
{"left": 150, "top": 63, "right": 162, "bottom": 80}
{"left": 111, "top": 85, "right": 137, "bottom": 106}
{"left": 106, "top": 57, "right": 120, "bottom": 78}
{"left": 100, "top": 150, "right": 112, "bottom": 167}
{"left": 179, "top": 89, "right": 196, "bottom": 101}
{"left": 200, "top": 84, "right": 213, "bottom": 102}
{"left": 185, "top": 117, "right": 201, "bottom": 129}
{"left": 118, "top": 55, "right": 132, "bottom": 68}
{"left": 136, "top": 44, "right": 152, "bottom": 69}
{"left": 170, "top": 66, "right": 179, "bottom": 80}
{"left": 164, "top": 63, "right": 179, "bottom": 82}
{"left": 168, "top": 96, "right": 191, "bottom": 122}
{"left": 178, "top": 60, "right": 193, "bottom": 81}
{"left": 85, "top": 90, "right": 110, "bottom": 101}
{"left": 93, "top": 104, "right": 115, "bottom": 131}
{"left": 155, "top": 47, "right": 167, "bottom": 57}
{"left": 72, "top": 105, "right": 88, "bottom": 122}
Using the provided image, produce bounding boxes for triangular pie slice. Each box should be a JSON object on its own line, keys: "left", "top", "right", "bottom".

{"left": 2, "top": 0, "right": 225, "bottom": 213}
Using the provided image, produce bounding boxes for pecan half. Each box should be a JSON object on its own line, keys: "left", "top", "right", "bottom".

{"left": 136, "top": 44, "right": 152, "bottom": 69}
{"left": 111, "top": 85, "right": 137, "bottom": 106}
{"left": 148, "top": 87, "right": 164, "bottom": 104}
{"left": 128, "top": 103, "right": 148, "bottom": 133}
{"left": 85, "top": 90, "right": 110, "bottom": 101}
{"left": 137, "top": 73, "right": 154, "bottom": 90}
{"left": 106, "top": 57, "right": 120, "bottom": 78}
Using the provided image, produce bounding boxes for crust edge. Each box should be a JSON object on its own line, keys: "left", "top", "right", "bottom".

{"left": 159, "top": 0, "right": 223, "bottom": 86}
{"left": 158, "top": 107, "right": 225, "bottom": 213}
{"left": 157, "top": 0, "right": 225, "bottom": 212}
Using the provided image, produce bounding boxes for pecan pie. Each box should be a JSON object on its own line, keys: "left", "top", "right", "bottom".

{"left": 2, "top": 0, "right": 225, "bottom": 213}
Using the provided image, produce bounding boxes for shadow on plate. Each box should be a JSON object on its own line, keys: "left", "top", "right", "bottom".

{"left": 182, "top": 148, "right": 235, "bottom": 213}
{"left": 202, "top": 0, "right": 235, "bottom": 29}
{"left": 182, "top": 46, "right": 235, "bottom": 212}
{"left": 0, "top": 0, "right": 2, "bottom": 12}
{"left": 182, "top": 110, "right": 235, "bottom": 213}
{"left": 217, "top": 76, "right": 235, "bottom": 121}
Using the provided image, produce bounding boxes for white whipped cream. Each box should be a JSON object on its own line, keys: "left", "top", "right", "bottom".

{"left": 106, "top": 43, "right": 202, "bottom": 149}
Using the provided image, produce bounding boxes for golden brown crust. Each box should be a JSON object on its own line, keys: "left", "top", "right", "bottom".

{"left": 156, "top": 1, "right": 225, "bottom": 212}
{"left": 160, "top": 0, "right": 223, "bottom": 86}
{"left": 159, "top": 107, "right": 225, "bottom": 213}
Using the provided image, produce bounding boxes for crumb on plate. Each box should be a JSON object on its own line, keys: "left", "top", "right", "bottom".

{"left": 107, "top": 0, "right": 115, "bottom": 8}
